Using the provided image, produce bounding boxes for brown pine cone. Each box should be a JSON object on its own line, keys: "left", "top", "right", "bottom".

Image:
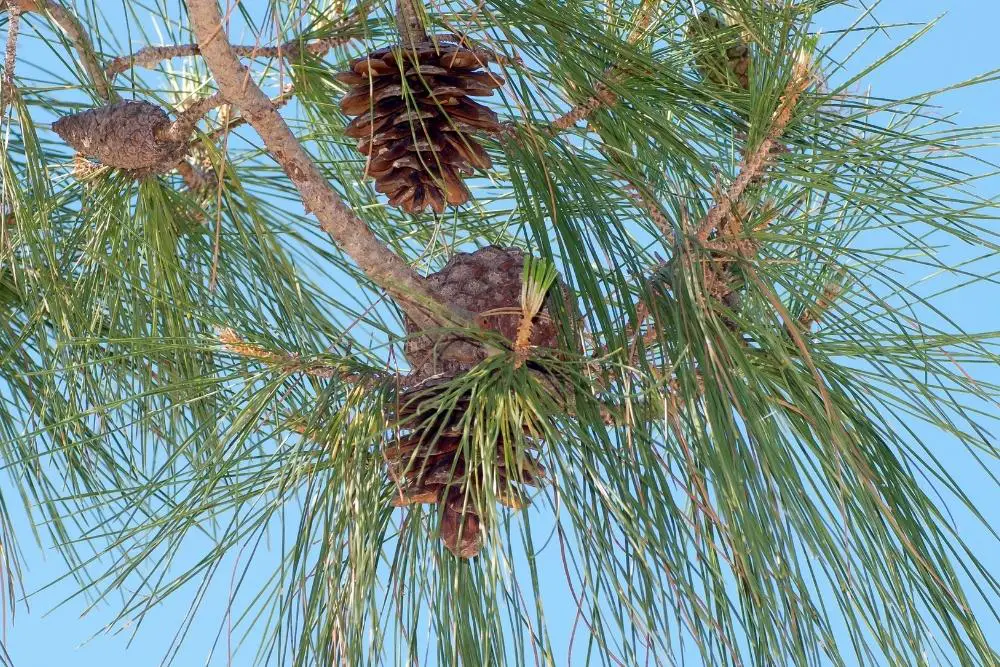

{"left": 403, "top": 246, "right": 564, "bottom": 379}
{"left": 52, "top": 100, "right": 187, "bottom": 174}
{"left": 386, "top": 374, "right": 549, "bottom": 559}
{"left": 337, "top": 39, "right": 504, "bottom": 214}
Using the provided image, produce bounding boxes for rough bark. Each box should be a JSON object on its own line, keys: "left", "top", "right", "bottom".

{"left": 185, "top": 0, "right": 469, "bottom": 332}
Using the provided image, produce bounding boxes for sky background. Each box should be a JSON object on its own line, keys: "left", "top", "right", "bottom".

{"left": 3, "top": 1, "right": 1000, "bottom": 665}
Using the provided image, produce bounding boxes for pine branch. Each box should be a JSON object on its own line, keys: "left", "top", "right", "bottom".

{"left": 7, "top": 0, "right": 115, "bottom": 100}
{"left": 218, "top": 328, "right": 379, "bottom": 382}
{"left": 550, "top": 82, "right": 618, "bottom": 132}
{"left": 545, "top": 1, "right": 657, "bottom": 132}
{"left": 792, "top": 279, "right": 844, "bottom": 334}
{"left": 160, "top": 91, "right": 225, "bottom": 144}
{"left": 104, "top": 3, "right": 372, "bottom": 82}
{"left": 174, "top": 159, "right": 216, "bottom": 194}
{"left": 185, "top": 0, "right": 468, "bottom": 333}
{"left": 695, "top": 53, "right": 812, "bottom": 243}
{"left": 394, "top": 0, "right": 428, "bottom": 48}
{"left": 200, "top": 84, "right": 295, "bottom": 144}
{"left": 0, "top": 3, "right": 21, "bottom": 114}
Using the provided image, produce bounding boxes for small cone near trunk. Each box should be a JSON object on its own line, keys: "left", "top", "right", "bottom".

{"left": 52, "top": 100, "right": 188, "bottom": 174}
{"left": 388, "top": 246, "right": 568, "bottom": 558}
{"left": 687, "top": 12, "right": 750, "bottom": 90}
{"left": 336, "top": 39, "right": 504, "bottom": 214}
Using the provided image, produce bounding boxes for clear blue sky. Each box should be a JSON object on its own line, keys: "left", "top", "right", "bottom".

{"left": 4, "top": 1, "right": 999, "bottom": 665}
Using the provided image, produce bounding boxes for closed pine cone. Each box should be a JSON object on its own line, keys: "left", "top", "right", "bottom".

{"left": 687, "top": 13, "right": 750, "bottom": 90}
{"left": 388, "top": 375, "right": 547, "bottom": 558}
{"left": 403, "top": 246, "right": 563, "bottom": 379}
{"left": 337, "top": 39, "right": 504, "bottom": 214}
{"left": 52, "top": 100, "right": 187, "bottom": 174}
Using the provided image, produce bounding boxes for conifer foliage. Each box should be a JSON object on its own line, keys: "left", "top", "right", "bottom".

{"left": 0, "top": 0, "right": 998, "bottom": 665}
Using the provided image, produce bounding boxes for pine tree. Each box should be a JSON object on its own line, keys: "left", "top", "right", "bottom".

{"left": 0, "top": 0, "right": 998, "bottom": 665}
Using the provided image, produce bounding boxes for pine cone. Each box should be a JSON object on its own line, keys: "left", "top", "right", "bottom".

{"left": 687, "top": 13, "right": 750, "bottom": 90}
{"left": 403, "top": 246, "right": 564, "bottom": 379}
{"left": 52, "top": 100, "right": 187, "bottom": 174}
{"left": 387, "top": 374, "right": 547, "bottom": 558}
{"left": 337, "top": 39, "right": 504, "bottom": 214}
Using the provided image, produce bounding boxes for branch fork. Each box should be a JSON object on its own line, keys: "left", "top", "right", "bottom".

{"left": 186, "top": 0, "right": 469, "bottom": 336}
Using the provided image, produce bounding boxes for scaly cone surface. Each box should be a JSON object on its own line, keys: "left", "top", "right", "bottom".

{"left": 337, "top": 39, "right": 504, "bottom": 214}
{"left": 52, "top": 100, "right": 187, "bottom": 174}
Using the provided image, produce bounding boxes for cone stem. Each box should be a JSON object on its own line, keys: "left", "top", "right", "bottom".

{"left": 395, "top": 0, "right": 428, "bottom": 48}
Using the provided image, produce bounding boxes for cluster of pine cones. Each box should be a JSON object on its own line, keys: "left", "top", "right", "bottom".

{"left": 46, "top": 7, "right": 757, "bottom": 560}
{"left": 391, "top": 246, "right": 563, "bottom": 558}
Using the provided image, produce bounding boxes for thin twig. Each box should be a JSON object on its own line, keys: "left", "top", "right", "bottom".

{"left": 1, "top": 4, "right": 21, "bottom": 114}
{"left": 105, "top": 34, "right": 358, "bottom": 81}
{"left": 175, "top": 159, "right": 216, "bottom": 194}
{"left": 105, "top": 0, "right": 374, "bottom": 81}
{"left": 218, "top": 328, "right": 374, "bottom": 382}
{"left": 550, "top": 82, "right": 618, "bottom": 132}
{"left": 160, "top": 91, "right": 226, "bottom": 144}
{"left": 546, "top": 0, "right": 658, "bottom": 133}
{"left": 200, "top": 85, "right": 295, "bottom": 145}
{"left": 187, "top": 0, "right": 469, "bottom": 333}
{"left": 23, "top": 0, "right": 115, "bottom": 100}
{"left": 796, "top": 281, "right": 843, "bottom": 331}
{"left": 625, "top": 183, "right": 673, "bottom": 240}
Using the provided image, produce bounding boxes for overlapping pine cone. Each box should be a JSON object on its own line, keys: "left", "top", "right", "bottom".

{"left": 403, "top": 245, "right": 563, "bottom": 379}
{"left": 389, "top": 246, "right": 570, "bottom": 558}
{"left": 336, "top": 38, "right": 505, "bottom": 214}
{"left": 52, "top": 100, "right": 188, "bottom": 174}
{"left": 687, "top": 12, "right": 750, "bottom": 90}
{"left": 388, "top": 376, "right": 548, "bottom": 558}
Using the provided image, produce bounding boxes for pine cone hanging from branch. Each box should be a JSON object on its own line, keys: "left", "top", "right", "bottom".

{"left": 388, "top": 246, "right": 572, "bottom": 558}
{"left": 52, "top": 100, "right": 188, "bottom": 174}
{"left": 388, "top": 375, "right": 548, "bottom": 558}
{"left": 336, "top": 39, "right": 505, "bottom": 214}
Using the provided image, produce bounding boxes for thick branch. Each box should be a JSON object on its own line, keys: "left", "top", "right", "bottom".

{"left": 186, "top": 0, "right": 466, "bottom": 332}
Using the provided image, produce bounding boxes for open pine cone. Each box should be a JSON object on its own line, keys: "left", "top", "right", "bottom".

{"left": 403, "top": 245, "right": 563, "bottom": 379}
{"left": 337, "top": 38, "right": 505, "bottom": 214}
{"left": 687, "top": 13, "right": 750, "bottom": 90}
{"left": 52, "top": 100, "right": 188, "bottom": 174}
{"left": 388, "top": 374, "right": 548, "bottom": 558}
